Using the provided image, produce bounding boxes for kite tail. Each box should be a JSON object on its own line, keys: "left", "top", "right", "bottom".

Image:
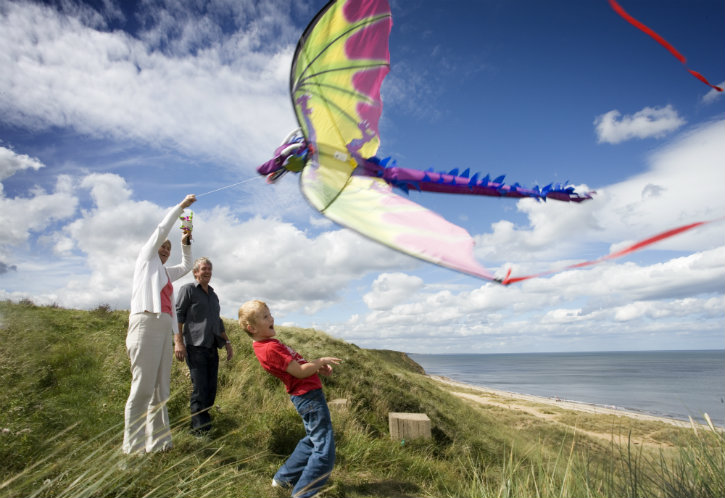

{"left": 609, "top": 0, "right": 723, "bottom": 92}
{"left": 500, "top": 218, "right": 722, "bottom": 285}
{"left": 362, "top": 157, "right": 594, "bottom": 203}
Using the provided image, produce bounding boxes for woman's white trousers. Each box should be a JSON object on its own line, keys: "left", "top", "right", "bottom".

{"left": 123, "top": 312, "right": 173, "bottom": 453}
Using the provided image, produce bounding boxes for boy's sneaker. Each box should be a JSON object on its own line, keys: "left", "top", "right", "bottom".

{"left": 272, "top": 479, "right": 292, "bottom": 489}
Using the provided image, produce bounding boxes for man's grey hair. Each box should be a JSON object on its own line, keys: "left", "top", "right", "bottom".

{"left": 193, "top": 257, "right": 212, "bottom": 272}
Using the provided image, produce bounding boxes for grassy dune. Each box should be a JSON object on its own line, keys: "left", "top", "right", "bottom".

{"left": 1, "top": 300, "right": 723, "bottom": 497}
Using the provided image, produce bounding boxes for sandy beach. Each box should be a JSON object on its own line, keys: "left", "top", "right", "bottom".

{"left": 430, "top": 375, "right": 693, "bottom": 428}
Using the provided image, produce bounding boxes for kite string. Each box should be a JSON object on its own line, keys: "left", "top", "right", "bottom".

{"left": 195, "top": 176, "right": 260, "bottom": 198}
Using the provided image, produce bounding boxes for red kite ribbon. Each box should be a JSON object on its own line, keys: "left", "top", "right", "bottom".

{"left": 501, "top": 218, "right": 722, "bottom": 285}
{"left": 609, "top": 0, "right": 723, "bottom": 92}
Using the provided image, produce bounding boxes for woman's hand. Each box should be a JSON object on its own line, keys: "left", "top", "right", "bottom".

{"left": 180, "top": 194, "right": 196, "bottom": 209}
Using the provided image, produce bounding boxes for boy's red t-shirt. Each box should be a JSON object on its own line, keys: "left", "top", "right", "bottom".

{"left": 253, "top": 338, "right": 322, "bottom": 396}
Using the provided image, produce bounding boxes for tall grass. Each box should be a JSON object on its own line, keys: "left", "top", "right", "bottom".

{"left": 1, "top": 301, "right": 723, "bottom": 497}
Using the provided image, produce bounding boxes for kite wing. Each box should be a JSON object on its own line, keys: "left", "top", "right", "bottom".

{"left": 292, "top": 0, "right": 499, "bottom": 280}
{"left": 293, "top": 0, "right": 390, "bottom": 211}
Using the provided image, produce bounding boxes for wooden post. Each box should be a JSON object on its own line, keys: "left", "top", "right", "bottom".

{"left": 388, "top": 412, "right": 431, "bottom": 440}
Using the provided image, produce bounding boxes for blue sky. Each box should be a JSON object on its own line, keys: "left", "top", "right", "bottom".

{"left": 1, "top": 0, "right": 723, "bottom": 354}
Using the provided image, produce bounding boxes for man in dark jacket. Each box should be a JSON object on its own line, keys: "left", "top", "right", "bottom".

{"left": 176, "top": 257, "right": 233, "bottom": 435}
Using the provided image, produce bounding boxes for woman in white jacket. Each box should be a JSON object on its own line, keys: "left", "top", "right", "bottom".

{"left": 123, "top": 194, "right": 196, "bottom": 454}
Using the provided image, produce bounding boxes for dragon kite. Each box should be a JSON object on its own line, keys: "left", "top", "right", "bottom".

{"left": 257, "top": 0, "right": 719, "bottom": 284}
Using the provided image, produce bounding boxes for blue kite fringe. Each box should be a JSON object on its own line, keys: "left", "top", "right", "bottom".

{"left": 366, "top": 156, "right": 584, "bottom": 200}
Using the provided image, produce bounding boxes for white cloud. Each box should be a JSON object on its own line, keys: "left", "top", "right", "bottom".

{"left": 594, "top": 105, "right": 685, "bottom": 144}
{"left": 363, "top": 272, "right": 424, "bottom": 310}
{"left": 0, "top": 171, "right": 413, "bottom": 314}
{"left": 4, "top": 160, "right": 719, "bottom": 353}
{"left": 593, "top": 120, "right": 724, "bottom": 245}
{"left": 473, "top": 119, "right": 725, "bottom": 269}
{"left": 0, "top": 146, "right": 45, "bottom": 182}
{"left": 613, "top": 296, "right": 722, "bottom": 322}
{"left": 541, "top": 308, "right": 583, "bottom": 324}
{"left": 0, "top": 150, "right": 75, "bottom": 271}
{"left": 328, "top": 250, "right": 724, "bottom": 353}
{"left": 80, "top": 173, "right": 134, "bottom": 209}
{"left": 702, "top": 82, "right": 725, "bottom": 105}
{"left": 1, "top": 175, "right": 78, "bottom": 258}
{"left": 0, "top": 1, "right": 299, "bottom": 169}
{"left": 194, "top": 213, "right": 414, "bottom": 316}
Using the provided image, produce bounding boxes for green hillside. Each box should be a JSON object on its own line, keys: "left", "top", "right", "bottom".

{"left": 0, "top": 300, "right": 722, "bottom": 498}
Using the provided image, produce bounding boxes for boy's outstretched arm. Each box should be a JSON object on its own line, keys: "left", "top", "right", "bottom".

{"left": 286, "top": 357, "right": 342, "bottom": 379}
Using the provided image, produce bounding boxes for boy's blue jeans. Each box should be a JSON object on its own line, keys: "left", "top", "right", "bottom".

{"left": 274, "top": 389, "right": 335, "bottom": 498}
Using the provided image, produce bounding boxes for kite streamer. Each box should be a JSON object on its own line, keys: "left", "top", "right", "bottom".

{"left": 609, "top": 0, "right": 722, "bottom": 92}
{"left": 500, "top": 219, "right": 722, "bottom": 285}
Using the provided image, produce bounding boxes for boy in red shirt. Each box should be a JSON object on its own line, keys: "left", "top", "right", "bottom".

{"left": 238, "top": 300, "right": 341, "bottom": 498}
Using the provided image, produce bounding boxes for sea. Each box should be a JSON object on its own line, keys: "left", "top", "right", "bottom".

{"left": 408, "top": 350, "right": 725, "bottom": 427}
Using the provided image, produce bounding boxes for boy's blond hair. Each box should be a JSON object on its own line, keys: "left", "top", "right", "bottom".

{"left": 238, "top": 300, "right": 268, "bottom": 337}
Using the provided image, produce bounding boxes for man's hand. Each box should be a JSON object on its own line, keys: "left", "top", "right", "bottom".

{"left": 174, "top": 337, "right": 187, "bottom": 361}
{"left": 224, "top": 342, "right": 234, "bottom": 361}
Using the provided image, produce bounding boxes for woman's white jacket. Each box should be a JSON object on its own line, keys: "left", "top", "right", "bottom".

{"left": 130, "top": 203, "right": 192, "bottom": 332}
